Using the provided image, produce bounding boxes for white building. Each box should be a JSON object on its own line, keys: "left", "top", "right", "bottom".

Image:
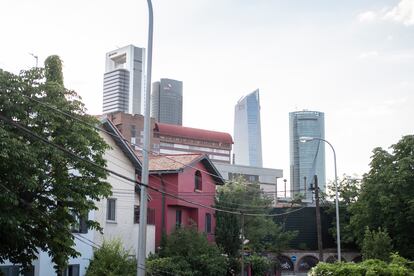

{"left": 103, "top": 45, "right": 146, "bottom": 115}
{"left": 233, "top": 89, "right": 263, "bottom": 167}
{"left": 0, "top": 119, "right": 155, "bottom": 276}
{"left": 213, "top": 162, "right": 283, "bottom": 204}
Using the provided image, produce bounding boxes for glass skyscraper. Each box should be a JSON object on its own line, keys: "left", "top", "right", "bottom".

{"left": 289, "top": 110, "right": 325, "bottom": 201}
{"left": 233, "top": 89, "right": 263, "bottom": 167}
{"left": 151, "top": 78, "right": 183, "bottom": 125}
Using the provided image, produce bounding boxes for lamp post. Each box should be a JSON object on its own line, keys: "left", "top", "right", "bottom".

{"left": 299, "top": 136, "right": 341, "bottom": 261}
{"left": 137, "top": 1, "right": 153, "bottom": 276}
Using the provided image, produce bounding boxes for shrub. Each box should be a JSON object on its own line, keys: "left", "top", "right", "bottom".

{"left": 85, "top": 239, "right": 136, "bottom": 276}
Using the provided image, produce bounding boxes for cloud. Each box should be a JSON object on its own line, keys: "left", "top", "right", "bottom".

{"left": 358, "top": 11, "right": 377, "bottom": 22}
{"left": 384, "top": 0, "right": 414, "bottom": 25}
{"left": 357, "top": 0, "right": 414, "bottom": 26}
{"left": 359, "top": 51, "right": 379, "bottom": 59}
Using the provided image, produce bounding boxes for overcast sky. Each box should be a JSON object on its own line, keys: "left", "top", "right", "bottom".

{"left": 1, "top": 0, "right": 413, "bottom": 189}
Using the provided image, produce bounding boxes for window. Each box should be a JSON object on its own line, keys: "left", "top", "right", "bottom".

{"left": 63, "top": 264, "right": 80, "bottom": 276}
{"left": 107, "top": 198, "right": 116, "bottom": 221}
{"left": 134, "top": 206, "right": 156, "bottom": 225}
{"left": 71, "top": 212, "right": 88, "bottom": 234}
{"left": 205, "top": 213, "right": 212, "bottom": 233}
{"left": 176, "top": 210, "right": 182, "bottom": 227}
{"left": 194, "top": 170, "right": 202, "bottom": 191}
{"left": 0, "top": 266, "right": 34, "bottom": 276}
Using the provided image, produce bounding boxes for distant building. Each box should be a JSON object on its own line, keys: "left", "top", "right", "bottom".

{"left": 151, "top": 78, "right": 183, "bottom": 125}
{"left": 106, "top": 112, "right": 233, "bottom": 163}
{"left": 213, "top": 162, "right": 283, "bottom": 204}
{"left": 289, "top": 110, "right": 325, "bottom": 201}
{"left": 103, "top": 45, "right": 145, "bottom": 115}
{"left": 155, "top": 123, "right": 233, "bottom": 164}
{"left": 233, "top": 89, "right": 263, "bottom": 167}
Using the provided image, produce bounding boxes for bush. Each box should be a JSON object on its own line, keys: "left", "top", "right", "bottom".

{"left": 309, "top": 254, "right": 414, "bottom": 276}
{"left": 246, "top": 254, "right": 271, "bottom": 276}
{"left": 362, "top": 227, "right": 393, "bottom": 262}
{"left": 85, "top": 239, "right": 136, "bottom": 276}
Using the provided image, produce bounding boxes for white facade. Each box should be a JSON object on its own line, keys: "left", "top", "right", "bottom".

{"left": 1, "top": 125, "right": 155, "bottom": 276}
{"left": 213, "top": 162, "right": 283, "bottom": 204}
{"left": 233, "top": 89, "right": 263, "bottom": 167}
{"left": 103, "top": 45, "right": 146, "bottom": 115}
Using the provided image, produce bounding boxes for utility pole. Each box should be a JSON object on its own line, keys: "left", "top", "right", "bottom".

{"left": 240, "top": 212, "right": 245, "bottom": 276}
{"left": 275, "top": 177, "right": 278, "bottom": 206}
{"left": 314, "top": 175, "right": 323, "bottom": 261}
{"left": 137, "top": 1, "right": 153, "bottom": 275}
{"left": 283, "top": 179, "right": 287, "bottom": 198}
{"left": 304, "top": 176, "right": 307, "bottom": 199}
{"left": 29, "top": 53, "right": 38, "bottom": 68}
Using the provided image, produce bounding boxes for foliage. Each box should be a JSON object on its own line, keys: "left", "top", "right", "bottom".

{"left": 349, "top": 135, "right": 414, "bottom": 259}
{"left": 321, "top": 175, "right": 361, "bottom": 248}
{"left": 245, "top": 254, "right": 271, "bottom": 276}
{"left": 309, "top": 254, "right": 414, "bottom": 276}
{"left": 215, "top": 178, "right": 296, "bottom": 257}
{"left": 147, "top": 226, "right": 227, "bottom": 276}
{"left": 85, "top": 240, "right": 136, "bottom": 276}
{"left": 362, "top": 227, "right": 393, "bottom": 262}
{"left": 0, "top": 58, "right": 111, "bottom": 270}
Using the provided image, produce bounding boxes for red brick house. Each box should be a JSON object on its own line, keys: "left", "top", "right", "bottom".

{"left": 146, "top": 153, "right": 224, "bottom": 247}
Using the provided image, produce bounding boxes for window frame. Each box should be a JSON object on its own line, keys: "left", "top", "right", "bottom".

{"left": 205, "top": 213, "right": 212, "bottom": 233}
{"left": 194, "top": 170, "right": 202, "bottom": 191}
{"left": 106, "top": 198, "right": 117, "bottom": 222}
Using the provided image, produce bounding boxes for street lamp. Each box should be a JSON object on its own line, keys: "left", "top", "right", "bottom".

{"left": 299, "top": 136, "right": 341, "bottom": 262}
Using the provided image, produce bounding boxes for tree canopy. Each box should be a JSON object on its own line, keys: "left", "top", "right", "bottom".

{"left": 0, "top": 57, "right": 111, "bottom": 270}
{"left": 349, "top": 135, "right": 414, "bottom": 259}
{"left": 215, "top": 178, "right": 296, "bottom": 257}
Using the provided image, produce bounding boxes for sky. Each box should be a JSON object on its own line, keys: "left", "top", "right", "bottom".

{"left": 0, "top": 0, "right": 413, "bottom": 190}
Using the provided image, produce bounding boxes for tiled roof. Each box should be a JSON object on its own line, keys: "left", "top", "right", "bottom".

{"left": 148, "top": 154, "right": 203, "bottom": 172}
{"left": 155, "top": 123, "right": 233, "bottom": 144}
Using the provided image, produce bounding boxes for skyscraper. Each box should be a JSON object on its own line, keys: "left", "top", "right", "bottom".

{"left": 233, "top": 89, "right": 263, "bottom": 167}
{"left": 151, "top": 78, "right": 183, "bottom": 125}
{"left": 289, "top": 110, "right": 326, "bottom": 201}
{"left": 102, "top": 45, "right": 145, "bottom": 115}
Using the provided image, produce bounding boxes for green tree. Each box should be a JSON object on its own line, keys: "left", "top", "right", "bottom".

{"left": 349, "top": 135, "right": 414, "bottom": 259}
{"left": 147, "top": 226, "right": 227, "bottom": 276}
{"left": 0, "top": 57, "right": 111, "bottom": 270}
{"left": 215, "top": 178, "right": 296, "bottom": 274}
{"left": 361, "top": 227, "right": 393, "bottom": 262}
{"left": 85, "top": 240, "right": 136, "bottom": 276}
{"left": 321, "top": 175, "right": 361, "bottom": 247}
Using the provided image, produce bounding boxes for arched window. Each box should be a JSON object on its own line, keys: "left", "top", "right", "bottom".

{"left": 195, "top": 170, "right": 202, "bottom": 191}
{"left": 205, "top": 213, "right": 211, "bottom": 233}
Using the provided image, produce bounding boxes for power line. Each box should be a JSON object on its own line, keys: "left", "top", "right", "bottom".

{"left": 0, "top": 113, "right": 307, "bottom": 218}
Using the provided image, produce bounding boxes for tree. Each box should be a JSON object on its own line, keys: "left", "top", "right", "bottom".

{"left": 361, "top": 227, "right": 393, "bottom": 262}
{"left": 147, "top": 225, "right": 227, "bottom": 276}
{"left": 349, "top": 135, "right": 414, "bottom": 259}
{"left": 215, "top": 178, "right": 296, "bottom": 272}
{"left": 321, "top": 175, "right": 361, "bottom": 248}
{"left": 85, "top": 240, "right": 136, "bottom": 276}
{"left": 0, "top": 57, "right": 111, "bottom": 270}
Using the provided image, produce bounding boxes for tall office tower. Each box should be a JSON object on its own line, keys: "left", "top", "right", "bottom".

{"left": 289, "top": 110, "right": 326, "bottom": 201}
{"left": 151, "top": 78, "right": 183, "bottom": 125}
{"left": 233, "top": 89, "right": 263, "bottom": 167}
{"left": 103, "top": 45, "right": 145, "bottom": 115}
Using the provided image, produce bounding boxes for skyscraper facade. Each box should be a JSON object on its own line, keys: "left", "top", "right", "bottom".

{"left": 151, "top": 78, "right": 183, "bottom": 125}
{"left": 102, "top": 45, "right": 145, "bottom": 115}
{"left": 233, "top": 89, "right": 263, "bottom": 167}
{"left": 289, "top": 110, "right": 325, "bottom": 201}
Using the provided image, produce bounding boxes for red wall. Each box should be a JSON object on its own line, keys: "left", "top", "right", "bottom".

{"left": 147, "top": 160, "right": 217, "bottom": 247}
